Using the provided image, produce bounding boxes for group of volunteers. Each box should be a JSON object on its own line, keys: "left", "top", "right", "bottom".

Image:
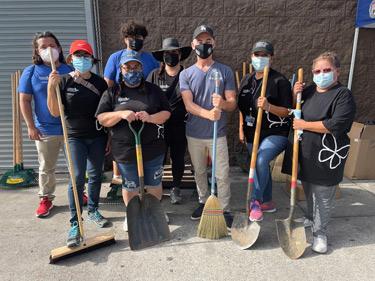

{"left": 19, "top": 20, "right": 355, "bottom": 254}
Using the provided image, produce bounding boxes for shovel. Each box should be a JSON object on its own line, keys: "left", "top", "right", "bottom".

{"left": 127, "top": 122, "right": 171, "bottom": 250}
{"left": 275, "top": 68, "right": 307, "bottom": 259}
{"left": 231, "top": 66, "right": 270, "bottom": 249}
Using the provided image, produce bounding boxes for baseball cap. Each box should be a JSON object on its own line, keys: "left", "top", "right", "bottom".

{"left": 69, "top": 40, "right": 93, "bottom": 55}
{"left": 193, "top": 25, "right": 214, "bottom": 39}
{"left": 119, "top": 50, "right": 142, "bottom": 66}
{"left": 252, "top": 41, "right": 274, "bottom": 55}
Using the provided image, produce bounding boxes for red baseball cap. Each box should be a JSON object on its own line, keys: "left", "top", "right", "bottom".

{"left": 69, "top": 40, "right": 93, "bottom": 56}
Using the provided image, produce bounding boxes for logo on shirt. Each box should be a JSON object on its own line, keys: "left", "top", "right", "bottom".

{"left": 318, "top": 134, "right": 350, "bottom": 170}
{"left": 266, "top": 112, "right": 288, "bottom": 128}
{"left": 67, "top": 87, "right": 79, "bottom": 93}
{"left": 118, "top": 97, "right": 130, "bottom": 104}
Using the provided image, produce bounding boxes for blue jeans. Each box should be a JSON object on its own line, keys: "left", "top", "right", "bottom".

{"left": 247, "top": 135, "right": 288, "bottom": 203}
{"left": 67, "top": 135, "right": 107, "bottom": 223}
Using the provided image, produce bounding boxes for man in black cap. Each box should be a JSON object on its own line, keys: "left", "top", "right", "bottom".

{"left": 147, "top": 38, "right": 192, "bottom": 204}
{"left": 179, "top": 25, "right": 237, "bottom": 229}
{"left": 237, "top": 40, "right": 292, "bottom": 222}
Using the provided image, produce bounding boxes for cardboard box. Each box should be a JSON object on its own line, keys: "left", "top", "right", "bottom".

{"left": 284, "top": 177, "right": 341, "bottom": 201}
{"left": 344, "top": 122, "right": 375, "bottom": 180}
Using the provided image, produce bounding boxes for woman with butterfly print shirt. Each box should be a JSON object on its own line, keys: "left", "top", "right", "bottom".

{"left": 285, "top": 51, "right": 356, "bottom": 254}
{"left": 238, "top": 41, "right": 292, "bottom": 223}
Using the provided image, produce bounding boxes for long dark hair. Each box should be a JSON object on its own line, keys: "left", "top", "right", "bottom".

{"left": 32, "top": 31, "right": 66, "bottom": 65}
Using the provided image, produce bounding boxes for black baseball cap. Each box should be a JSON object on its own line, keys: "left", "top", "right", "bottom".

{"left": 193, "top": 25, "right": 214, "bottom": 39}
{"left": 252, "top": 40, "right": 274, "bottom": 55}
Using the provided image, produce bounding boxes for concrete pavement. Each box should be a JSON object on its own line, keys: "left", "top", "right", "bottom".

{"left": 0, "top": 167, "right": 374, "bottom": 281}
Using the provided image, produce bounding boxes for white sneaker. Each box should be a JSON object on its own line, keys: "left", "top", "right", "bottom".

{"left": 312, "top": 235, "right": 328, "bottom": 254}
{"left": 294, "top": 217, "right": 313, "bottom": 228}
{"left": 123, "top": 216, "right": 128, "bottom": 232}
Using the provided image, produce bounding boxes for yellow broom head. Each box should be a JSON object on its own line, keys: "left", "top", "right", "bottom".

{"left": 197, "top": 195, "right": 228, "bottom": 239}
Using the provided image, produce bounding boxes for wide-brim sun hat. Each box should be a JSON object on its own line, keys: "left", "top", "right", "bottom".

{"left": 152, "top": 37, "right": 192, "bottom": 62}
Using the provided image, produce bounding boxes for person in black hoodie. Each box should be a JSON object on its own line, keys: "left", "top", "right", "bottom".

{"left": 147, "top": 38, "right": 192, "bottom": 204}
{"left": 238, "top": 41, "right": 292, "bottom": 222}
{"left": 286, "top": 51, "right": 355, "bottom": 254}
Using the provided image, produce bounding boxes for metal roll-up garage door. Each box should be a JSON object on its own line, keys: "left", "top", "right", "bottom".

{"left": 0, "top": 0, "right": 97, "bottom": 172}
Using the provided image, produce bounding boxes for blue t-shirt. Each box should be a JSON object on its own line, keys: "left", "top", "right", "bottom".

{"left": 179, "top": 62, "right": 236, "bottom": 139}
{"left": 18, "top": 63, "right": 73, "bottom": 136}
{"left": 104, "top": 49, "right": 159, "bottom": 84}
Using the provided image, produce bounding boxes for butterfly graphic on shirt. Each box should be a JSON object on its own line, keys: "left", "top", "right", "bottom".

{"left": 266, "top": 111, "right": 288, "bottom": 128}
{"left": 318, "top": 133, "right": 350, "bottom": 170}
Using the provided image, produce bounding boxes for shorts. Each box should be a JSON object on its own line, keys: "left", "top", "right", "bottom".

{"left": 117, "top": 154, "right": 164, "bottom": 192}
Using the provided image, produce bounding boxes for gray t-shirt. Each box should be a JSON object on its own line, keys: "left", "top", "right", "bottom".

{"left": 179, "top": 62, "right": 236, "bottom": 139}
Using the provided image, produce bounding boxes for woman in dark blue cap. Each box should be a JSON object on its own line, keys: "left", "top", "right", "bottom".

{"left": 147, "top": 38, "right": 192, "bottom": 204}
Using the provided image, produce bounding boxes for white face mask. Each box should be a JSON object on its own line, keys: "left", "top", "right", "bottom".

{"left": 39, "top": 47, "right": 59, "bottom": 63}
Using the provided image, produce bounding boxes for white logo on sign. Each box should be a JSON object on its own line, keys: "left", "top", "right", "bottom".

{"left": 318, "top": 133, "right": 350, "bottom": 170}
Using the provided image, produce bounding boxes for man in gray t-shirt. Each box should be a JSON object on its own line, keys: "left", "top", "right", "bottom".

{"left": 179, "top": 25, "right": 236, "bottom": 227}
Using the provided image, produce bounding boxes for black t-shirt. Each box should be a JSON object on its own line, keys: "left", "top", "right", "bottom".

{"left": 282, "top": 83, "right": 356, "bottom": 186}
{"left": 146, "top": 66, "right": 187, "bottom": 125}
{"left": 95, "top": 81, "right": 171, "bottom": 163}
{"left": 238, "top": 69, "right": 292, "bottom": 143}
{"left": 59, "top": 72, "right": 108, "bottom": 138}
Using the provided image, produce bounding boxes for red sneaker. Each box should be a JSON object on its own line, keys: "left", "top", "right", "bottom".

{"left": 36, "top": 197, "right": 53, "bottom": 217}
{"left": 249, "top": 200, "right": 263, "bottom": 222}
{"left": 83, "top": 192, "right": 88, "bottom": 206}
{"left": 260, "top": 201, "right": 277, "bottom": 213}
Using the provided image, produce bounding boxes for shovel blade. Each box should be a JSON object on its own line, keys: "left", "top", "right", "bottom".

{"left": 275, "top": 218, "right": 306, "bottom": 259}
{"left": 231, "top": 212, "right": 261, "bottom": 250}
{"left": 127, "top": 193, "right": 171, "bottom": 250}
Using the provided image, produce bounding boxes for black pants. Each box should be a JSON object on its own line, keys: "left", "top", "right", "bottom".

{"left": 164, "top": 122, "right": 187, "bottom": 187}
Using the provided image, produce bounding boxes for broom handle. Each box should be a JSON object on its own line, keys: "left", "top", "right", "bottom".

{"left": 48, "top": 48, "right": 85, "bottom": 240}
{"left": 15, "top": 72, "right": 21, "bottom": 167}
{"left": 11, "top": 74, "right": 16, "bottom": 166}
{"left": 290, "top": 68, "right": 303, "bottom": 210}
{"left": 246, "top": 66, "right": 270, "bottom": 215}
{"left": 211, "top": 78, "right": 220, "bottom": 195}
{"left": 17, "top": 70, "right": 24, "bottom": 165}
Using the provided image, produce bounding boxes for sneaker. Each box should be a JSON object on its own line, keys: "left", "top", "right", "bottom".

{"left": 83, "top": 192, "right": 88, "bottom": 206}
{"left": 66, "top": 221, "right": 81, "bottom": 248}
{"left": 123, "top": 216, "right": 128, "bottom": 232}
{"left": 312, "top": 235, "right": 328, "bottom": 254}
{"left": 249, "top": 200, "right": 263, "bottom": 222}
{"left": 223, "top": 212, "right": 233, "bottom": 230}
{"left": 36, "top": 197, "right": 53, "bottom": 218}
{"left": 294, "top": 217, "right": 313, "bottom": 228}
{"left": 87, "top": 209, "right": 109, "bottom": 228}
{"left": 170, "top": 187, "right": 182, "bottom": 204}
{"left": 260, "top": 201, "right": 277, "bottom": 213}
{"left": 191, "top": 203, "right": 205, "bottom": 220}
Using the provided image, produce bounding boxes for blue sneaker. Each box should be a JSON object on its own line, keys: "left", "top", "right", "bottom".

{"left": 66, "top": 221, "right": 80, "bottom": 248}
{"left": 88, "top": 209, "right": 109, "bottom": 228}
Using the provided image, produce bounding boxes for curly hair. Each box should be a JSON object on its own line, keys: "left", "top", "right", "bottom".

{"left": 32, "top": 31, "right": 66, "bottom": 65}
{"left": 313, "top": 51, "right": 341, "bottom": 69}
{"left": 120, "top": 20, "right": 148, "bottom": 39}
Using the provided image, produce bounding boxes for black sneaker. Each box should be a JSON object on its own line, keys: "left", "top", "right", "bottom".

{"left": 224, "top": 212, "right": 233, "bottom": 230}
{"left": 191, "top": 203, "right": 205, "bottom": 220}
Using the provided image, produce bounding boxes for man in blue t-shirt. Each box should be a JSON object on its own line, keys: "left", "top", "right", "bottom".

{"left": 179, "top": 25, "right": 237, "bottom": 228}
{"left": 103, "top": 20, "right": 159, "bottom": 183}
{"left": 19, "top": 32, "right": 72, "bottom": 218}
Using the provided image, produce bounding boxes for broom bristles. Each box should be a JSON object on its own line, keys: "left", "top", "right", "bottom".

{"left": 197, "top": 195, "right": 228, "bottom": 239}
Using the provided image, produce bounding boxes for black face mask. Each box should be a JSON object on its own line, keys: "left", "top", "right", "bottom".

{"left": 163, "top": 53, "right": 180, "bottom": 67}
{"left": 195, "top": 43, "right": 213, "bottom": 59}
{"left": 129, "top": 38, "right": 143, "bottom": 51}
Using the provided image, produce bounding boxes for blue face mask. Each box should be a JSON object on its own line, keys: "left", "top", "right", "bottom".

{"left": 123, "top": 71, "right": 143, "bottom": 86}
{"left": 72, "top": 56, "right": 92, "bottom": 73}
{"left": 252, "top": 56, "right": 270, "bottom": 72}
{"left": 313, "top": 71, "right": 335, "bottom": 89}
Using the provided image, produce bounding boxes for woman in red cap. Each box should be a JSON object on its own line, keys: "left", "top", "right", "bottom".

{"left": 47, "top": 40, "right": 110, "bottom": 248}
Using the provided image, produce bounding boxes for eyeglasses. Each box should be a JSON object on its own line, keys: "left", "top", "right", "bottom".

{"left": 73, "top": 52, "right": 92, "bottom": 58}
{"left": 312, "top": 68, "right": 333, "bottom": 75}
{"left": 121, "top": 65, "right": 142, "bottom": 72}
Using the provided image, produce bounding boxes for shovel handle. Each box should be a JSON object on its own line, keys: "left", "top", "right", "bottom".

{"left": 128, "top": 122, "right": 145, "bottom": 197}
{"left": 291, "top": 68, "right": 303, "bottom": 207}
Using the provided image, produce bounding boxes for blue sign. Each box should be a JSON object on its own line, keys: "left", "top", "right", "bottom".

{"left": 356, "top": 0, "right": 375, "bottom": 28}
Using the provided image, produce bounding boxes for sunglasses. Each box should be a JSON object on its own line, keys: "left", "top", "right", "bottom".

{"left": 312, "top": 68, "right": 333, "bottom": 75}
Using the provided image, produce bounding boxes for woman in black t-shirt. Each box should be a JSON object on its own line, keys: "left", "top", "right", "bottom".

{"left": 287, "top": 52, "right": 355, "bottom": 254}
{"left": 96, "top": 50, "right": 171, "bottom": 231}
{"left": 47, "top": 40, "right": 109, "bottom": 248}
{"left": 238, "top": 41, "right": 292, "bottom": 222}
{"left": 147, "top": 38, "right": 192, "bottom": 204}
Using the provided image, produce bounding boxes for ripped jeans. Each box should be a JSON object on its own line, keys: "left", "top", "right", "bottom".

{"left": 116, "top": 154, "right": 164, "bottom": 191}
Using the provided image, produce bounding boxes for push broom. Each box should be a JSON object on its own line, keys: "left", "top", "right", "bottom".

{"left": 197, "top": 69, "right": 228, "bottom": 239}
{"left": 48, "top": 48, "right": 115, "bottom": 263}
